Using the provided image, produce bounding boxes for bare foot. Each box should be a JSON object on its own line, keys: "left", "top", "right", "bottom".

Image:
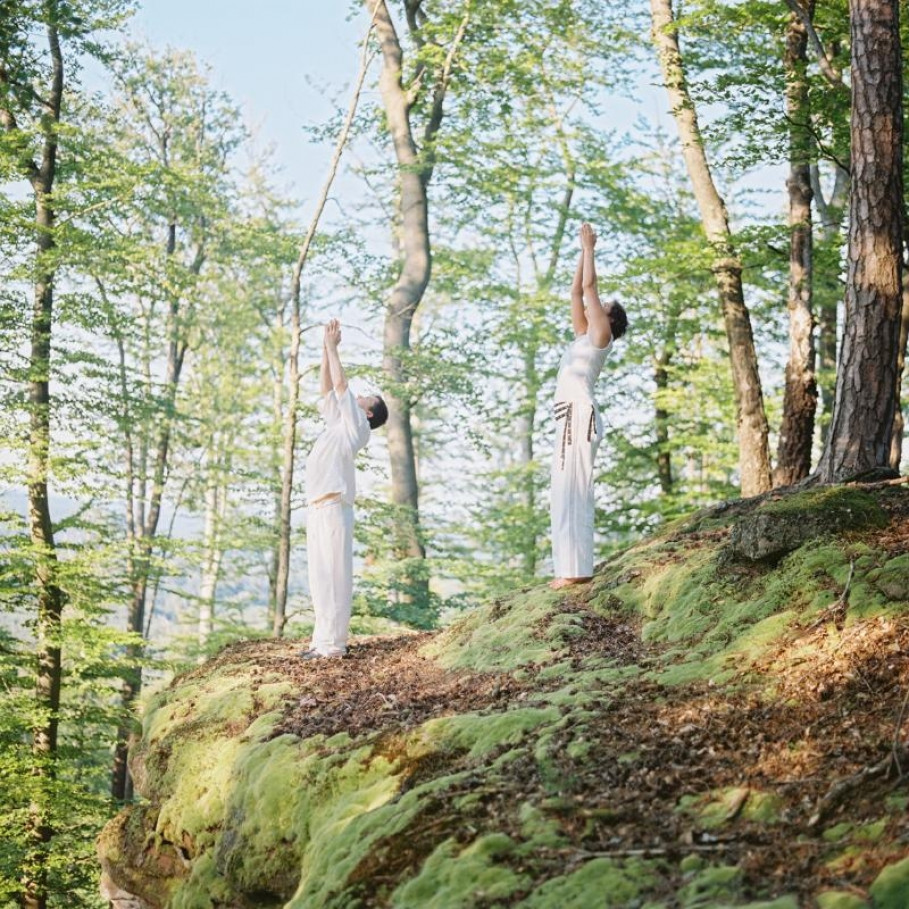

{"left": 549, "top": 576, "right": 593, "bottom": 590}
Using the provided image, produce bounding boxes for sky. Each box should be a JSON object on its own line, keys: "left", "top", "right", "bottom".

{"left": 129, "top": 2, "right": 371, "bottom": 203}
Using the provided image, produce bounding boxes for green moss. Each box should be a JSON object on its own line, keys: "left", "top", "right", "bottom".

{"left": 676, "top": 787, "right": 782, "bottom": 829}
{"left": 154, "top": 736, "right": 244, "bottom": 853}
{"left": 870, "top": 554, "right": 909, "bottom": 601}
{"left": 536, "top": 660, "right": 577, "bottom": 682}
{"left": 815, "top": 892, "right": 870, "bottom": 909}
{"left": 516, "top": 802, "right": 568, "bottom": 851}
{"left": 390, "top": 834, "right": 529, "bottom": 908}
{"left": 422, "top": 707, "right": 560, "bottom": 761}
{"left": 680, "top": 854, "right": 705, "bottom": 874}
{"left": 824, "top": 846, "right": 869, "bottom": 875}
{"left": 677, "top": 864, "right": 742, "bottom": 905}
{"left": 532, "top": 685, "right": 597, "bottom": 709}
{"left": 637, "top": 548, "right": 720, "bottom": 643}
{"left": 853, "top": 819, "right": 888, "bottom": 842}
{"left": 822, "top": 822, "right": 853, "bottom": 843}
{"left": 654, "top": 652, "right": 726, "bottom": 686}
{"left": 517, "top": 857, "right": 657, "bottom": 907}
{"left": 758, "top": 487, "right": 886, "bottom": 525}
{"left": 737, "top": 899, "right": 799, "bottom": 909}
{"left": 98, "top": 487, "right": 909, "bottom": 909}
{"left": 653, "top": 610, "right": 796, "bottom": 687}
{"left": 169, "top": 852, "right": 233, "bottom": 909}
{"left": 422, "top": 587, "right": 566, "bottom": 672}
{"left": 869, "top": 856, "right": 909, "bottom": 908}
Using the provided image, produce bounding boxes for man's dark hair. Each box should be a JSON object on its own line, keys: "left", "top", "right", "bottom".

{"left": 368, "top": 395, "right": 388, "bottom": 430}
{"left": 609, "top": 301, "right": 628, "bottom": 340}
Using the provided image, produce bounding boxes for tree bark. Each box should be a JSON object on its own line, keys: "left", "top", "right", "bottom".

{"left": 655, "top": 350, "right": 673, "bottom": 495}
{"left": 513, "top": 165, "right": 574, "bottom": 577}
{"left": 816, "top": 0, "right": 903, "bottom": 481}
{"left": 812, "top": 163, "right": 849, "bottom": 447}
{"left": 650, "top": 0, "right": 772, "bottom": 497}
{"left": 10, "top": 11, "right": 66, "bottom": 909}
{"left": 517, "top": 346, "right": 539, "bottom": 575}
{"left": 197, "top": 467, "right": 227, "bottom": 653}
{"left": 267, "top": 303, "right": 285, "bottom": 630}
{"left": 774, "top": 3, "right": 817, "bottom": 487}
{"left": 111, "top": 219, "right": 198, "bottom": 801}
{"left": 889, "top": 248, "right": 909, "bottom": 469}
{"left": 372, "top": 0, "right": 469, "bottom": 600}
{"left": 374, "top": 0, "right": 432, "bottom": 583}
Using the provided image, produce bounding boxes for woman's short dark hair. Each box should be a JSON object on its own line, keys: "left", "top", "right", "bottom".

{"left": 609, "top": 301, "right": 628, "bottom": 340}
{"left": 368, "top": 395, "right": 388, "bottom": 430}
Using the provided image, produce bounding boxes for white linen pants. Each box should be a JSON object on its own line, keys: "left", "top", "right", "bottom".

{"left": 306, "top": 499, "right": 354, "bottom": 656}
{"left": 551, "top": 400, "right": 602, "bottom": 578}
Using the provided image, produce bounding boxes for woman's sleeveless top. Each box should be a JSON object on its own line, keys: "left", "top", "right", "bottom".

{"left": 554, "top": 334, "right": 612, "bottom": 403}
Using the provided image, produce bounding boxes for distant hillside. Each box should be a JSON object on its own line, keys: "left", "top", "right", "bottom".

{"left": 98, "top": 482, "right": 909, "bottom": 908}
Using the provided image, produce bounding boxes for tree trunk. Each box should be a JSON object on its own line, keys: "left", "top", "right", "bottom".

{"left": 654, "top": 350, "right": 673, "bottom": 495}
{"left": 650, "top": 0, "right": 772, "bottom": 497}
{"left": 372, "top": 0, "right": 468, "bottom": 604}
{"left": 816, "top": 0, "right": 903, "bottom": 481}
{"left": 272, "top": 275, "right": 301, "bottom": 637}
{"left": 889, "top": 253, "right": 909, "bottom": 469}
{"left": 774, "top": 3, "right": 817, "bottom": 487}
{"left": 811, "top": 163, "right": 849, "bottom": 446}
{"left": 375, "top": 0, "right": 431, "bottom": 583}
{"left": 111, "top": 220, "right": 195, "bottom": 801}
{"left": 17, "top": 14, "right": 65, "bottom": 909}
{"left": 267, "top": 308, "right": 285, "bottom": 630}
{"left": 518, "top": 346, "right": 539, "bottom": 576}
{"left": 198, "top": 469, "right": 227, "bottom": 653}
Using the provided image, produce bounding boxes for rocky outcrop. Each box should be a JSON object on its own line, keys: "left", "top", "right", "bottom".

{"left": 728, "top": 486, "right": 889, "bottom": 561}
{"left": 98, "top": 483, "right": 909, "bottom": 908}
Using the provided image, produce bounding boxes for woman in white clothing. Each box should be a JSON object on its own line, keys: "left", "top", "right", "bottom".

{"left": 301, "top": 319, "right": 388, "bottom": 659}
{"left": 550, "top": 223, "right": 628, "bottom": 590}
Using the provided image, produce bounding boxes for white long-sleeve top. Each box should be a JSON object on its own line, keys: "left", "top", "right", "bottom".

{"left": 305, "top": 388, "right": 371, "bottom": 505}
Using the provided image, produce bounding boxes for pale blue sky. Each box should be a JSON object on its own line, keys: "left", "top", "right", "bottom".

{"left": 129, "top": 2, "right": 370, "bottom": 201}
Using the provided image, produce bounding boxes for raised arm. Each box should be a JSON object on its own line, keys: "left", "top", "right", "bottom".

{"left": 580, "top": 222, "right": 612, "bottom": 349}
{"left": 570, "top": 250, "right": 588, "bottom": 336}
{"left": 324, "top": 319, "right": 349, "bottom": 394}
{"left": 319, "top": 339, "right": 332, "bottom": 396}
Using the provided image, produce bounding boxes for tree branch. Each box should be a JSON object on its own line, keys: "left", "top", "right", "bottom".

{"left": 782, "top": 0, "right": 846, "bottom": 90}
{"left": 420, "top": 3, "right": 470, "bottom": 188}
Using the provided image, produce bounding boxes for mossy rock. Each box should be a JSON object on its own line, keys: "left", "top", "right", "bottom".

{"left": 677, "top": 787, "right": 783, "bottom": 829}
{"left": 96, "top": 803, "right": 187, "bottom": 909}
{"left": 516, "top": 857, "right": 657, "bottom": 907}
{"left": 389, "top": 834, "right": 530, "bottom": 908}
{"left": 677, "top": 864, "right": 742, "bottom": 905}
{"left": 869, "top": 856, "right": 909, "bottom": 908}
{"left": 815, "top": 892, "right": 870, "bottom": 909}
{"left": 95, "top": 484, "right": 909, "bottom": 909}
{"left": 727, "top": 487, "right": 887, "bottom": 562}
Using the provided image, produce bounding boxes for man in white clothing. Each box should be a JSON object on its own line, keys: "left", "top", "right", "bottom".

{"left": 300, "top": 318, "right": 387, "bottom": 660}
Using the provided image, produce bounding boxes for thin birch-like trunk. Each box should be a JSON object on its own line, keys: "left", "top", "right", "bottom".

{"left": 272, "top": 9, "right": 377, "bottom": 636}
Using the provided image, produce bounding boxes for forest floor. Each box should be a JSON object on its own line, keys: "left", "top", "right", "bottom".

{"left": 104, "top": 483, "right": 909, "bottom": 908}
{"left": 192, "top": 486, "right": 909, "bottom": 905}
{"left": 252, "top": 621, "right": 909, "bottom": 903}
